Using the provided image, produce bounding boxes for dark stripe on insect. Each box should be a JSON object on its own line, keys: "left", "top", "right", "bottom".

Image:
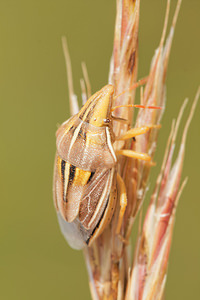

{"left": 69, "top": 164, "right": 76, "bottom": 184}
{"left": 79, "top": 99, "right": 99, "bottom": 122}
{"left": 61, "top": 160, "right": 66, "bottom": 201}
{"left": 85, "top": 101, "right": 101, "bottom": 123}
{"left": 86, "top": 196, "right": 109, "bottom": 245}
{"left": 68, "top": 125, "right": 76, "bottom": 134}
{"left": 78, "top": 127, "right": 86, "bottom": 140}
{"left": 87, "top": 171, "right": 95, "bottom": 184}
{"left": 61, "top": 160, "right": 66, "bottom": 183}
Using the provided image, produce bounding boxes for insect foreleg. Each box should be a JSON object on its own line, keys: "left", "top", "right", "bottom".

{"left": 116, "top": 124, "right": 161, "bottom": 141}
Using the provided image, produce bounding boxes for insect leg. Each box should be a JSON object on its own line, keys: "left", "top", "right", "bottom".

{"left": 116, "top": 149, "right": 152, "bottom": 162}
{"left": 116, "top": 173, "right": 127, "bottom": 235}
{"left": 116, "top": 124, "right": 161, "bottom": 140}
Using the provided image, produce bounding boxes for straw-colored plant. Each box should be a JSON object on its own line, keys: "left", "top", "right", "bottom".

{"left": 54, "top": 0, "right": 199, "bottom": 299}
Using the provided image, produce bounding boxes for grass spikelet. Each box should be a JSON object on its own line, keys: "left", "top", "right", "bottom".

{"left": 57, "top": 1, "right": 199, "bottom": 299}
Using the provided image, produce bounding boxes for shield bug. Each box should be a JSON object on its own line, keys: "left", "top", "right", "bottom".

{"left": 53, "top": 84, "right": 161, "bottom": 249}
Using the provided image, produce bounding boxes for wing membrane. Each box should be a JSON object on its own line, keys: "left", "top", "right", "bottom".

{"left": 79, "top": 168, "right": 115, "bottom": 231}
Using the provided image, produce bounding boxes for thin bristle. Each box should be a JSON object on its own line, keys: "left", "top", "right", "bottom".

{"left": 140, "top": 86, "right": 144, "bottom": 105}
{"left": 61, "top": 36, "right": 79, "bottom": 115}
{"left": 172, "top": 0, "right": 182, "bottom": 29}
{"left": 154, "top": 119, "right": 175, "bottom": 200}
{"left": 160, "top": 0, "right": 171, "bottom": 48}
{"left": 174, "top": 176, "right": 188, "bottom": 207}
{"left": 182, "top": 87, "right": 200, "bottom": 145}
{"left": 80, "top": 78, "right": 87, "bottom": 105}
{"left": 81, "top": 61, "right": 92, "bottom": 98}
{"left": 172, "top": 98, "right": 188, "bottom": 143}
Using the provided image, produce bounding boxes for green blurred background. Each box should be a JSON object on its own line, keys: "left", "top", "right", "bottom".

{"left": 0, "top": 1, "right": 199, "bottom": 299}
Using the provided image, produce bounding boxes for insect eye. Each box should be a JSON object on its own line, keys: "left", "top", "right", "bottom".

{"left": 103, "top": 118, "right": 110, "bottom": 124}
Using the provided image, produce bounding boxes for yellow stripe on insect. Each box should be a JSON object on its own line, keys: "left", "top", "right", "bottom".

{"left": 64, "top": 162, "right": 70, "bottom": 200}
{"left": 78, "top": 85, "right": 114, "bottom": 127}
{"left": 57, "top": 156, "right": 62, "bottom": 178}
{"left": 73, "top": 168, "right": 92, "bottom": 186}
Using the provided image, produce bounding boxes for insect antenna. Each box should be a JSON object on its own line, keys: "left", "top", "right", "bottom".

{"left": 113, "top": 77, "right": 148, "bottom": 101}
{"left": 112, "top": 77, "right": 162, "bottom": 113}
{"left": 111, "top": 104, "right": 162, "bottom": 113}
